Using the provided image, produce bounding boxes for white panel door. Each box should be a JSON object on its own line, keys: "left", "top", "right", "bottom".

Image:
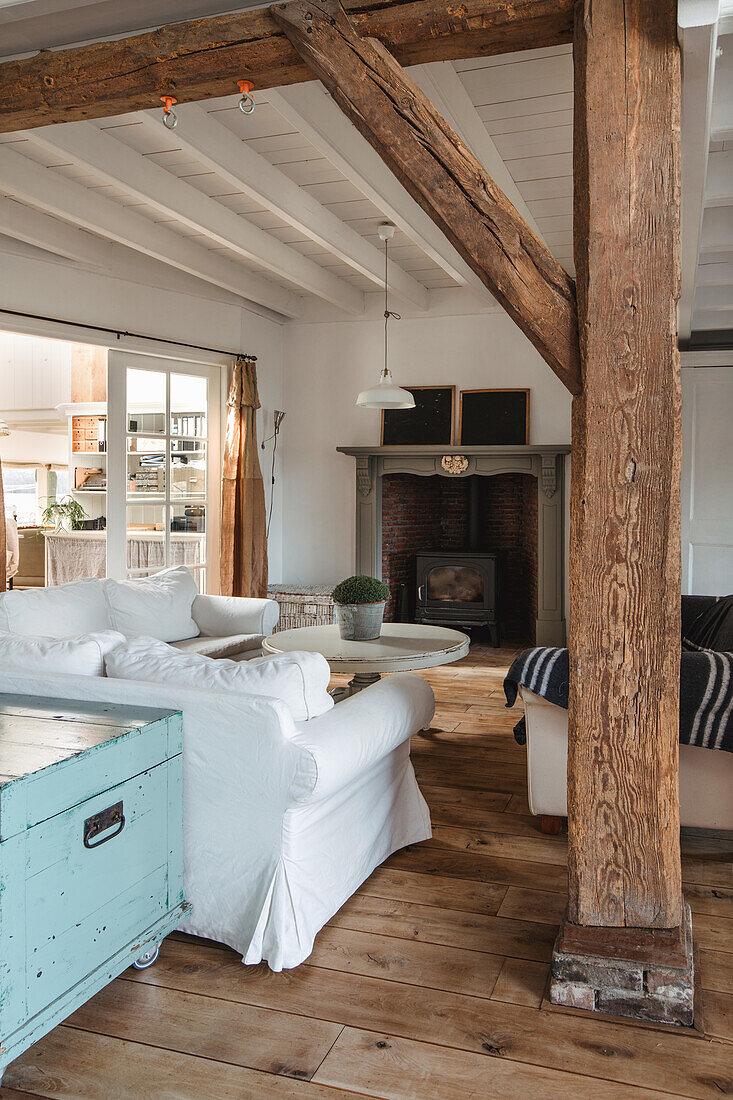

{"left": 107, "top": 351, "right": 222, "bottom": 593}
{"left": 681, "top": 366, "right": 733, "bottom": 595}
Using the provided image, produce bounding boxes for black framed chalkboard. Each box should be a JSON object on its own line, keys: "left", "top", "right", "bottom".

{"left": 381, "top": 386, "right": 455, "bottom": 446}
{"left": 458, "top": 389, "right": 529, "bottom": 446}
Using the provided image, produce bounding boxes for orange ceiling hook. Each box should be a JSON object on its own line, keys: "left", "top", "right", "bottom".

{"left": 237, "top": 79, "right": 256, "bottom": 115}
{"left": 160, "top": 95, "right": 178, "bottom": 130}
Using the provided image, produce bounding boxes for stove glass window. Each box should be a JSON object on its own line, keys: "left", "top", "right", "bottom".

{"left": 427, "top": 565, "right": 484, "bottom": 603}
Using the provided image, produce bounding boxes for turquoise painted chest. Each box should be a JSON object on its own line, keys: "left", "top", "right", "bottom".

{"left": 0, "top": 693, "right": 188, "bottom": 1081}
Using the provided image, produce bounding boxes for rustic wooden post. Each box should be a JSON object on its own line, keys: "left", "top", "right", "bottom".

{"left": 551, "top": 0, "right": 692, "bottom": 1025}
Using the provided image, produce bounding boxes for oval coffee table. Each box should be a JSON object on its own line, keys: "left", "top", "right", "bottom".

{"left": 262, "top": 622, "right": 470, "bottom": 702}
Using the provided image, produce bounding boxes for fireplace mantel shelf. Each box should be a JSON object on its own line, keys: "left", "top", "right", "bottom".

{"left": 337, "top": 445, "right": 571, "bottom": 457}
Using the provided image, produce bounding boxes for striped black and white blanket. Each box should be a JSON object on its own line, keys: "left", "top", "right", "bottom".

{"left": 504, "top": 645, "right": 733, "bottom": 753}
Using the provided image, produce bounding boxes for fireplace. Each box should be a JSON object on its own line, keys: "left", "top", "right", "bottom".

{"left": 381, "top": 469, "right": 535, "bottom": 641}
{"left": 338, "top": 445, "right": 569, "bottom": 647}
{"left": 415, "top": 551, "right": 499, "bottom": 643}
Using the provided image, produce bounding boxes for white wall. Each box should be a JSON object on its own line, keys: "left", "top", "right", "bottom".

{"left": 0, "top": 330, "right": 71, "bottom": 411}
{"left": 281, "top": 310, "right": 573, "bottom": 584}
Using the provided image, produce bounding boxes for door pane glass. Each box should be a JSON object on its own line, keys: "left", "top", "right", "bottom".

{"left": 171, "top": 504, "right": 206, "bottom": 569}
{"left": 126, "top": 505, "right": 166, "bottom": 575}
{"left": 427, "top": 565, "right": 484, "bottom": 603}
{"left": 171, "top": 441, "right": 206, "bottom": 500}
{"left": 171, "top": 373, "right": 207, "bottom": 438}
{"left": 127, "top": 438, "right": 165, "bottom": 496}
{"left": 127, "top": 368, "right": 166, "bottom": 435}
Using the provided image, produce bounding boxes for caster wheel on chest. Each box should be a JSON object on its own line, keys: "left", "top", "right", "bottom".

{"left": 132, "top": 944, "right": 160, "bottom": 970}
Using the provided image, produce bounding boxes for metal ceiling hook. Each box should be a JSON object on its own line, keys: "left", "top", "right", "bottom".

{"left": 237, "top": 80, "right": 256, "bottom": 115}
{"left": 160, "top": 95, "right": 178, "bottom": 129}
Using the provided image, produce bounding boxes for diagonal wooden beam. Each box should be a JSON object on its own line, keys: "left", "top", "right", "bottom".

{"left": 0, "top": 0, "right": 573, "bottom": 134}
{"left": 271, "top": 0, "right": 580, "bottom": 392}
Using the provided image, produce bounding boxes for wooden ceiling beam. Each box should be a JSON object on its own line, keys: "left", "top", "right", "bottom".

{"left": 271, "top": 0, "right": 580, "bottom": 392}
{"left": 0, "top": 0, "right": 573, "bottom": 134}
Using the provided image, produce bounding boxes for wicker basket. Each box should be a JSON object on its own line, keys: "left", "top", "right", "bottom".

{"left": 267, "top": 584, "right": 336, "bottom": 632}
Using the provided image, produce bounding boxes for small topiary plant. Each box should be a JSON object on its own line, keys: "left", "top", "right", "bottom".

{"left": 332, "top": 574, "right": 390, "bottom": 605}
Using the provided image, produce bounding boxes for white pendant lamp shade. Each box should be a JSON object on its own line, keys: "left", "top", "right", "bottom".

{"left": 357, "top": 367, "right": 415, "bottom": 409}
{"left": 356, "top": 223, "right": 415, "bottom": 411}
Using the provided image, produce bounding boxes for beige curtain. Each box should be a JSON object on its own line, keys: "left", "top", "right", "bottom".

{"left": 220, "top": 357, "right": 268, "bottom": 598}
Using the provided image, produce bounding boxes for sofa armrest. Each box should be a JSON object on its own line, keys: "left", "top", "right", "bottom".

{"left": 290, "top": 672, "right": 434, "bottom": 801}
{"left": 192, "top": 593, "right": 279, "bottom": 638}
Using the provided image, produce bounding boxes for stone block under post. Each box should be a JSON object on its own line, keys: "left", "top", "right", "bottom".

{"left": 550, "top": 906, "right": 694, "bottom": 1028}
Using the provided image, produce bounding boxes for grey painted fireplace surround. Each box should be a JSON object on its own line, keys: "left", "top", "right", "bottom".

{"left": 337, "top": 445, "right": 570, "bottom": 647}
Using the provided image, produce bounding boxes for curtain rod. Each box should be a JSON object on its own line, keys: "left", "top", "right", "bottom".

{"left": 0, "top": 308, "right": 257, "bottom": 361}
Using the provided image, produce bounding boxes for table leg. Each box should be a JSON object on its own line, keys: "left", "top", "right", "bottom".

{"left": 330, "top": 672, "right": 381, "bottom": 702}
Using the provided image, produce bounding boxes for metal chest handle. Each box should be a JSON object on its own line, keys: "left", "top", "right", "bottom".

{"left": 83, "top": 801, "right": 125, "bottom": 849}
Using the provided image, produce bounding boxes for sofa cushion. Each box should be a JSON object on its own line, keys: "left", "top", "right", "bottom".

{"left": 0, "top": 630, "right": 126, "bottom": 677}
{"left": 106, "top": 636, "right": 334, "bottom": 722}
{"left": 0, "top": 578, "right": 110, "bottom": 637}
{"left": 170, "top": 634, "right": 263, "bottom": 660}
{"left": 102, "top": 566, "right": 199, "bottom": 643}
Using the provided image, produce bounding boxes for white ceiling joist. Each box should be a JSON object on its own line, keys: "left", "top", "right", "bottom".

{"left": 0, "top": 143, "right": 303, "bottom": 318}
{"left": 411, "top": 62, "right": 545, "bottom": 242}
{"left": 267, "top": 84, "right": 490, "bottom": 301}
{"left": 694, "top": 283, "right": 733, "bottom": 309}
{"left": 24, "top": 121, "right": 364, "bottom": 315}
{"left": 141, "top": 104, "right": 428, "bottom": 311}
{"left": 705, "top": 149, "right": 733, "bottom": 205}
{"left": 0, "top": 194, "right": 248, "bottom": 308}
{"left": 701, "top": 206, "right": 733, "bottom": 251}
{"left": 696, "top": 259, "right": 733, "bottom": 283}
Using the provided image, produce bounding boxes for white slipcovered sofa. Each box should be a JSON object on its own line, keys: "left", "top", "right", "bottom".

{"left": 0, "top": 569, "right": 434, "bottom": 970}
{"left": 0, "top": 566, "right": 278, "bottom": 660}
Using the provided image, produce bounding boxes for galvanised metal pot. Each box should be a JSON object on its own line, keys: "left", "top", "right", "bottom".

{"left": 334, "top": 600, "right": 386, "bottom": 641}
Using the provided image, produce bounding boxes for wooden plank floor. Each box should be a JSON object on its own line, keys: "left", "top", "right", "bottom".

{"left": 3, "top": 646, "right": 732, "bottom": 1099}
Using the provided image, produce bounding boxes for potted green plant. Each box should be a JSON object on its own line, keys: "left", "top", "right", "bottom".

{"left": 332, "top": 574, "right": 390, "bottom": 641}
{"left": 41, "top": 496, "right": 88, "bottom": 533}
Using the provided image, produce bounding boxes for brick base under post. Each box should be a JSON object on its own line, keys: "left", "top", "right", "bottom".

{"left": 550, "top": 905, "right": 694, "bottom": 1027}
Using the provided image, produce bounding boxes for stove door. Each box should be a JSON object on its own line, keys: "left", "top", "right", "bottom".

{"left": 426, "top": 563, "right": 485, "bottom": 606}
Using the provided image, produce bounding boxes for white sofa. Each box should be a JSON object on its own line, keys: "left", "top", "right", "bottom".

{"left": 0, "top": 571, "right": 434, "bottom": 970}
{"left": 521, "top": 687, "right": 733, "bottom": 831}
{"left": 0, "top": 568, "right": 279, "bottom": 660}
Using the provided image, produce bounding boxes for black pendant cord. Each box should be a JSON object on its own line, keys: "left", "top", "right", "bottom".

{"left": 0, "top": 308, "right": 256, "bottom": 362}
{"left": 383, "top": 235, "right": 400, "bottom": 376}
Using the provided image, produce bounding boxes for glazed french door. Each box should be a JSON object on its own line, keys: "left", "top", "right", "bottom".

{"left": 107, "top": 351, "right": 221, "bottom": 592}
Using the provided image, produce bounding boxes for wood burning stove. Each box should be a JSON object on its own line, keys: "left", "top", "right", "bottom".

{"left": 415, "top": 551, "right": 499, "bottom": 645}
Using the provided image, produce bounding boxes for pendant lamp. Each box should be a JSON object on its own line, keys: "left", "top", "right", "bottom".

{"left": 356, "top": 224, "right": 415, "bottom": 410}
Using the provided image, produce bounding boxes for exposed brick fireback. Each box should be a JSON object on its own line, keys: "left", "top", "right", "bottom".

{"left": 381, "top": 473, "right": 538, "bottom": 642}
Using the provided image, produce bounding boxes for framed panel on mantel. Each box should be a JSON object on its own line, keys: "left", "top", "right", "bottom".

{"left": 381, "top": 386, "right": 454, "bottom": 446}
{"left": 459, "top": 389, "right": 529, "bottom": 446}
